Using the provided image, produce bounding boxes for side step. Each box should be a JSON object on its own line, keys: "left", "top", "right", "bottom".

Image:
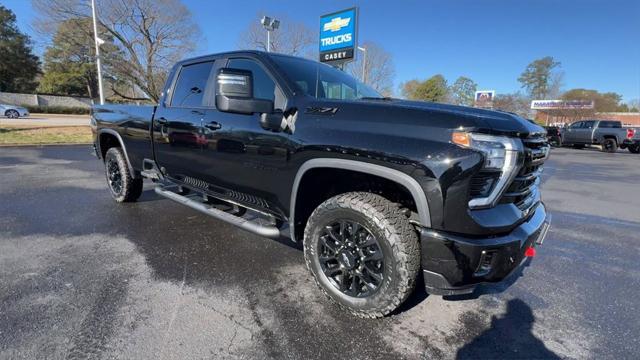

{"left": 154, "top": 186, "right": 281, "bottom": 239}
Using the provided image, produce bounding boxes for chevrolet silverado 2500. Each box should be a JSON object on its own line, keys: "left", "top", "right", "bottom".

{"left": 91, "top": 51, "right": 551, "bottom": 318}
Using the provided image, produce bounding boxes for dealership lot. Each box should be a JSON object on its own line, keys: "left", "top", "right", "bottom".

{"left": 1, "top": 146, "right": 638, "bottom": 359}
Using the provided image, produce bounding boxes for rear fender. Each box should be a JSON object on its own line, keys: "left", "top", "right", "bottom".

{"left": 97, "top": 129, "right": 137, "bottom": 178}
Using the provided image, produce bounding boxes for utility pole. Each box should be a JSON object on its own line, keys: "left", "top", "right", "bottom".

{"left": 357, "top": 46, "right": 367, "bottom": 84}
{"left": 260, "top": 16, "right": 280, "bottom": 52}
{"left": 91, "top": 0, "right": 105, "bottom": 105}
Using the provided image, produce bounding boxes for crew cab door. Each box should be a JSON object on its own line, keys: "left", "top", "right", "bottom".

{"left": 563, "top": 121, "right": 583, "bottom": 143}
{"left": 565, "top": 121, "right": 596, "bottom": 143}
{"left": 153, "top": 60, "right": 215, "bottom": 180}
{"left": 578, "top": 120, "right": 597, "bottom": 143}
{"left": 198, "top": 56, "right": 292, "bottom": 216}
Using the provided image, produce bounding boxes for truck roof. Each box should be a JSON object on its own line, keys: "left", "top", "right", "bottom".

{"left": 176, "top": 50, "right": 305, "bottom": 65}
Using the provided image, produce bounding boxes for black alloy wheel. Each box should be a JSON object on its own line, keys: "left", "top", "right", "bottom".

{"left": 304, "top": 192, "right": 420, "bottom": 318}
{"left": 106, "top": 156, "right": 124, "bottom": 196}
{"left": 104, "top": 147, "right": 143, "bottom": 202}
{"left": 318, "top": 220, "right": 385, "bottom": 298}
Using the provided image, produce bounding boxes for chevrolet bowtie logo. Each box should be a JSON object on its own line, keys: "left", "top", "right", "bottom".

{"left": 324, "top": 17, "right": 351, "bottom": 32}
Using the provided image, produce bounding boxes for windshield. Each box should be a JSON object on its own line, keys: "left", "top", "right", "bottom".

{"left": 269, "top": 54, "right": 382, "bottom": 100}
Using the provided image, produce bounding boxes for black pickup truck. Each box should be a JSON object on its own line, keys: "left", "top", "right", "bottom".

{"left": 92, "top": 51, "right": 551, "bottom": 318}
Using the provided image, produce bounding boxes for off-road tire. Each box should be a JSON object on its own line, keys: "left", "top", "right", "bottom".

{"left": 602, "top": 138, "right": 618, "bottom": 153}
{"left": 628, "top": 144, "right": 640, "bottom": 154}
{"left": 303, "top": 192, "right": 420, "bottom": 318}
{"left": 104, "top": 147, "right": 143, "bottom": 202}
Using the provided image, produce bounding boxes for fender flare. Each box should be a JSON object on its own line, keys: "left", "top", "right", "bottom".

{"left": 289, "top": 158, "right": 432, "bottom": 241}
{"left": 97, "top": 129, "right": 137, "bottom": 177}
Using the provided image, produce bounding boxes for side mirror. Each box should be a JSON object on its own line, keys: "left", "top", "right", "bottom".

{"left": 260, "top": 111, "right": 285, "bottom": 132}
{"left": 215, "top": 68, "right": 273, "bottom": 115}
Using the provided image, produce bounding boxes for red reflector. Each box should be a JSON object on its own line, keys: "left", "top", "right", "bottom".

{"left": 524, "top": 247, "right": 536, "bottom": 257}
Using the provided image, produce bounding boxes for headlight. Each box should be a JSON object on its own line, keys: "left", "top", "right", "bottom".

{"left": 452, "top": 132, "right": 522, "bottom": 208}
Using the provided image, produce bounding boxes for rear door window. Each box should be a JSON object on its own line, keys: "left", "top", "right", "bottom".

{"left": 599, "top": 121, "right": 620, "bottom": 128}
{"left": 583, "top": 121, "right": 596, "bottom": 129}
{"left": 170, "top": 61, "right": 215, "bottom": 107}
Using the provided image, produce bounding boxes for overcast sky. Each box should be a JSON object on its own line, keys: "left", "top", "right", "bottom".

{"left": 5, "top": 0, "right": 640, "bottom": 101}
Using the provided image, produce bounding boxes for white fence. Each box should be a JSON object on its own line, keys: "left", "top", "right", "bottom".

{"left": 0, "top": 92, "right": 92, "bottom": 108}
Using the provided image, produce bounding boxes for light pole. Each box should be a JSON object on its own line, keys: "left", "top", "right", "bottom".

{"left": 357, "top": 46, "right": 367, "bottom": 84}
{"left": 260, "top": 16, "right": 280, "bottom": 52}
{"left": 91, "top": 0, "right": 105, "bottom": 105}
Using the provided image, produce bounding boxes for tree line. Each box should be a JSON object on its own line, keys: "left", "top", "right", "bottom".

{"left": 0, "top": 2, "right": 637, "bottom": 114}
{"left": 400, "top": 56, "right": 637, "bottom": 118}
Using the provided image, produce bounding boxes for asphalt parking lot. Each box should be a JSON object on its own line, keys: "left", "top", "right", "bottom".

{"left": 1, "top": 145, "right": 639, "bottom": 359}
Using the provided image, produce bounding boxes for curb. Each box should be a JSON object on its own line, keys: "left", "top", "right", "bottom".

{"left": 0, "top": 143, "right": 92, "bottom": 147}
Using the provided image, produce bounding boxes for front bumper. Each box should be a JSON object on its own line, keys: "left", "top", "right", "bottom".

{"left": 421, "top": 204, "right": 551, "bottom": 296}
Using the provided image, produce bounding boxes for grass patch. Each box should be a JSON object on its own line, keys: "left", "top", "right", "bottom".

{"left": 0, "top": 125, "right": 92, "bottom": 145}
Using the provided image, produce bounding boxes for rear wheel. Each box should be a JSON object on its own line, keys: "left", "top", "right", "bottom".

{"left": 303, "top": 192, "right": 420, "bottom": 318}
{"left": 104, "top": 147, "right": 143, "bottom": 202}
{"left": 602, "top": 138, "right": 618, "bottom": 153}
{"left": 629, "top": 144, "right": 640, "bottom": 154}
{"left": 5, "top": 110, "right": 19, "bottom": 119}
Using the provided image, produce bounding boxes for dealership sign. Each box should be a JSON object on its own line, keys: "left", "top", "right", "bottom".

{"left": 319, "top": 7, "right": 357, "bottom": 64}
{"left": 474, "top": 90, "right": 495, "bottom": 108}
{"left": 531, "top": 100, "right": 595, "bottom": 110}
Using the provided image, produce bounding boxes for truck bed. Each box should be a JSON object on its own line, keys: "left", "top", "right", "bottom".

{"left": 92, "top": 104, "right": 157, "bottom": 171}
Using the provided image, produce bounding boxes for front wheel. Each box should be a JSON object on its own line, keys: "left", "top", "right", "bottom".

{"left": 5, "top": 110, "right": 19, "bottom": 119}
{"left": 303, "top": 192, "right": 420, "bottom": 318}
{"left": 629, "top": 144, "right": 640, "bottom": 154}
{"left": 602, "top": 138, "right": 618, "bottom": 153}
{"left": 104, "top": 147, "right": 143, "bottom": 202}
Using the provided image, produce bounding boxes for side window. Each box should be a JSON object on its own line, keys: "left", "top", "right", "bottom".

{"left": 569, "top": 122, "right": 583, "bottom": 129}
{"left": 600, "top": 121, "right": 620, "bottom": 128}
{"left": 170, "top": 61, "right": 214, "bottom": 107}
{"left": 227, "top": 58, "right": 276, "bottom": 101}
{"left": 583, "top": 121, "right": 596, "bottom": 129}
{"left": 227, "top": 58, "right": 286, "bottom": 110}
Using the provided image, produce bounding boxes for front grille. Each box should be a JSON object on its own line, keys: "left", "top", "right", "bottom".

{"left": 500, "top": 135, "right": 549, "bottom": 211}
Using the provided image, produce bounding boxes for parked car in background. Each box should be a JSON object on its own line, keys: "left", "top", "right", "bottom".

{"left": 561, "top": 120, "right": 640, "bottom": 153}
{"left": 0, "top": 104, "right": 29, "bottom": 118}
{"left": 544, "top": 126, "right": 563, "bottom": 147}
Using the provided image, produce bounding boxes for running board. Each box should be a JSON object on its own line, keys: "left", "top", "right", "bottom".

{"left": 154, "top": 186, "right": 281, "bottom": 238}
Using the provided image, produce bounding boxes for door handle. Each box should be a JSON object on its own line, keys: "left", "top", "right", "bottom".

{"left": 156, "top": 117, "right": 168, "bottom": 125}
{"left": 205, "top": 121, "right": 222, "bottom": 131}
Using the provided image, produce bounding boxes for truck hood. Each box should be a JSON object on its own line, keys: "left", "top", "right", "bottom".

{"left": 338, "top": 98, "right": 545, "bottom": 138}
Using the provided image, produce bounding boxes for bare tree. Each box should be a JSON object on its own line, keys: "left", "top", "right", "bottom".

{"left": 237, "top": 14, "right": 315, "bottom": 57}
{"left": 345, "top": 42, "right": 395, "bottom": 96}
{"left": 32, "top": 0, "right": 201, "bottom": 102}
{"left": 493, "top": 92, "right": 532, "bottom": 118}
{"left": 547, "top": 71, "right": 565, "bottom": 99}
